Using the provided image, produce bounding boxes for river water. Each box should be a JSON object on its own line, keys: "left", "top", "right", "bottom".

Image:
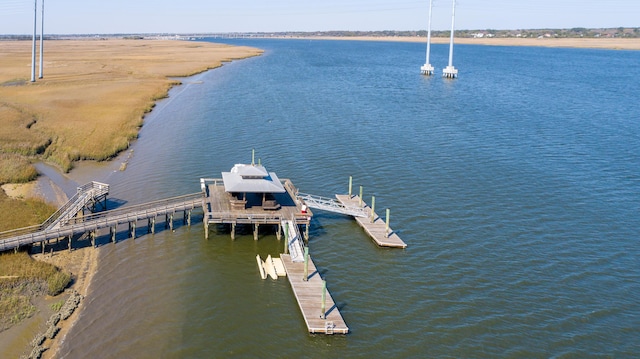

{"left": 56, "top": 39, "right": 639, "bottom": 358}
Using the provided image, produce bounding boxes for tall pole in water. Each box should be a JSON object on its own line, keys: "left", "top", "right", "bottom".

{"left": 31, "top": 0, "right": 37, "bottom": 82}
{"left": 38, "top": 0, "right": 44, "bottom": 79}
{"left": 420, "top": 0, "right": 434, "bottom": 76}
{"left": 443, "top": 0, "right": 459, "bottom": 79}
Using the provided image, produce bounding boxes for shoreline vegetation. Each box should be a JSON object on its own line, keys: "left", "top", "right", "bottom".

{"left": 0, "top": 38, "right": 262, "bottom": 358}
{"left": 0, "top": 34, "right": 635, "bottom": 357}
{"left": 298, "top": 35, "right": 640, "bottom": 50}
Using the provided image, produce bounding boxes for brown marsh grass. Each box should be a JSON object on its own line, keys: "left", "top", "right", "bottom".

{"left": 0, "top": 39, "right": 262, "bottom": 176}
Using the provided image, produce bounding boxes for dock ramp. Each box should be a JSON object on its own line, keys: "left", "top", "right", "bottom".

{"left": 282, "top": 219, "right": 305, "bottom": 262}
{"left": 297, "top": 193, "right": 367, "bottom": 218}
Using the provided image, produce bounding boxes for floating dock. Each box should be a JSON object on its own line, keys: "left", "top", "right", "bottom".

{"left": 280, "top": 254, "right": 349, "bottom": 334}
{"left": 335, "top": 195, "right": 407, "bottom": 248}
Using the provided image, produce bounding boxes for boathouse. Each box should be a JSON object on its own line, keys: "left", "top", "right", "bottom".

{"left": 201, "top": 162, "right": 312, "bottom": 241}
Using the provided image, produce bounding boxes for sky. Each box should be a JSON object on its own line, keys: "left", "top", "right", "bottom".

{"left": 0, "top": 0, "right": 638, "bottom": 35}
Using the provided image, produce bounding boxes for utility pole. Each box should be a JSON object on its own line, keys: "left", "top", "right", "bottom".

{"left": 443, "top": 0, "right": 459, "bottom": 79}
{"left": 420, "top": 0, "right": 434, "bottom": 75}
{"left": 39, "top": 0, "right": 44, "bottom": 79}
{"left": 31, "top": 0, "right": 37, "bottom": 82}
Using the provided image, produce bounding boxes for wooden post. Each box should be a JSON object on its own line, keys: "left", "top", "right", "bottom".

{"left": 68, "top": 235, "right": 72, "bottom": 251}
{"left": 186, "top": 210, "right": 191, "bottom": 226}
{"left": 129, "top": 222, "right": 136, "bottom": 239}
{"left": 348, "top": 176, "right": 353, "bottom": 198}
{"left": 148, "top": 217, "right": 155, "bottom": 234}
{"left": 41, "top": 240, "right": 45, "bottom": 254}
{"left": 304, "top": 223, "right": 309, "bottom": 242}
{"left": 303, "top": 246, "right": 309, "bottom": 281}
{"left": 321, "top": 279, "right": 327, "bottom": 319}
{"left": 253, "top": 223, "right": 259, "bottom": 241}
{"left": 110, "top": 226, "right": 116, "bottom": 243}
{"left": 204, "top": 222, "right": 209, "bottom": 240}
{"left": 359, "top": 186, "right": 363, "bottom": 207}
{"left": 231, "top": 223, "right": 236, "bottom": 240}
{"left": 385, "top": 208, "right": 390, "bottom": 238}
{"left": 276, "top": 222, "right": 281, "bottom": 241}
{"left": 168, "top": 214, "right": 174, "bottom": 231}
{"left": 370, "top": 195, "right": 376, "bottom": 223}
{"left": 90, "top": 230, "right": 96, "bottom": 247}
{"left": 283, "top": 223, "right": 289, "bottom": 254}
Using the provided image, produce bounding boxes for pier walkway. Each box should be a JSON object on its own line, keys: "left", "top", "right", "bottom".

{"left": 0, "top": 192, "right": 202, "bottom": 252}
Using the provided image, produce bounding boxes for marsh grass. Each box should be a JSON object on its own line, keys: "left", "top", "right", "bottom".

{"left": 0, "top": 190, "right": 56, "bottom": 231}
{"left": 0, "top": 39, "right": 262, "bottom": 175}
{"left": 0, "top": 251, "right": 71, "bottom": 332}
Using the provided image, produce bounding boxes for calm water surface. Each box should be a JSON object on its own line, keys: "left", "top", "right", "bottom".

{"left": 58, "top": 39, "right": 640, "bottom": 358}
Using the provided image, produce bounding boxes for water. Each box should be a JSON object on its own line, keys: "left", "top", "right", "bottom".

{"left": 57, "top": 39, "right": 640, "bottom": 358}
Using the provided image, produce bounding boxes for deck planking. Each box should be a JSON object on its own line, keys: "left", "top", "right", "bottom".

{"left": 203, "top": 179, "right": 311, "bottom": 225}
{"left": 280, "top": 254, "right": 349, "bottom": 334}
{"left": 335, "top": 194, "right": 407, "bottom": 248}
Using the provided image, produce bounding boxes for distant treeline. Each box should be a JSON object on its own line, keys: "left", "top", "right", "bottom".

{"left": 1, "top": 28, "right": 639, "bottom": 40}
{"left": 271, "top": 28, "right": 640, "bottom": 39}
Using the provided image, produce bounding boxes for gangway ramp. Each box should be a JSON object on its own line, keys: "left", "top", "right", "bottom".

{"left": 297, "top": 193, "right": 367, "bottom": 218}
{"left": 282, "top": 219, "right": 305, "bottom": 262}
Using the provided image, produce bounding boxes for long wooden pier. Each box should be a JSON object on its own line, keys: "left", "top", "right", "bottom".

{"left": 0, "top": 190, "right": 202, "bottom": 252}
{"left": 280, "top": 254, "right": 349, "bottom": 334}
{"left": 335, "top": 194, "right": 407, "bottom": 248}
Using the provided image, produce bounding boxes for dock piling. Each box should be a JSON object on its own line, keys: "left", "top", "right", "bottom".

{"left": 303, "top": 246, "right": 309, "bottom": 281}
{"left": 359, "top": 186, "right": 363, "bottom": 206}
{"left": 385, "top": 208, "right": 390, "bottom": 237}
{"left": 148, "top": 217, "right": 155, "bottom": 234}
{"left": 370, "top": 196, "right": 376, "bottom": 223}
{"left": 321, "top": 279, "right": 327, "bottom": 319}
{"left": 284, "top": 224, "right": 289, "bottom": 254}
{"left": 129, "top": 222, "right": 136, "bottom": 239}
{"left": 348, "top": 176, "right": 353, "bottom": 198}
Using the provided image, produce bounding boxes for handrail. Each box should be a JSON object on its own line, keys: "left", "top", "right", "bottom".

{"left": 0, "top": 181, "right": 110, "bottom": 240}
{"left": 0, "top": 191, "right": 203, "bottom": 252}
{"left": 41, "top": 181, "right": 110, "bottom": 229}
{"left": 65, "top": 192, "right": 202, "bottom": 225}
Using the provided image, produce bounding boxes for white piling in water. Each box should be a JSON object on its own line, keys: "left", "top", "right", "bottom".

{"left": 443, "top": 0, "right": 459, "bottom": 79}
{"left": 420, "top": 0, "right": 435, "bottom": 76}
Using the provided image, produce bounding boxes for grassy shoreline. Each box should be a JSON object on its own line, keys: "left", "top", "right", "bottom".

{"left": 0, "top": 39, "right": 263, "bottom": 180}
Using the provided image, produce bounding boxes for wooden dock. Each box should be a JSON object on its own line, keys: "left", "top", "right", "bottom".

{"left": 280, "top": 254, "right": 349, "bottom": 334}
{"left": 335, "top": 195, "right": 407, "bottom": 248}
{"left": 201, "top": 178, "right": 312, "bottom": 240}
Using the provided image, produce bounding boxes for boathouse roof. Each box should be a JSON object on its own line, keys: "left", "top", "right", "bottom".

{"left": 222, "top": 164, "right": 286, "bottom": 193}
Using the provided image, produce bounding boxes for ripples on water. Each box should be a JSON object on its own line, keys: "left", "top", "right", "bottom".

{"left": 58, "top": 39, "right": 640, "bottom": 358}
